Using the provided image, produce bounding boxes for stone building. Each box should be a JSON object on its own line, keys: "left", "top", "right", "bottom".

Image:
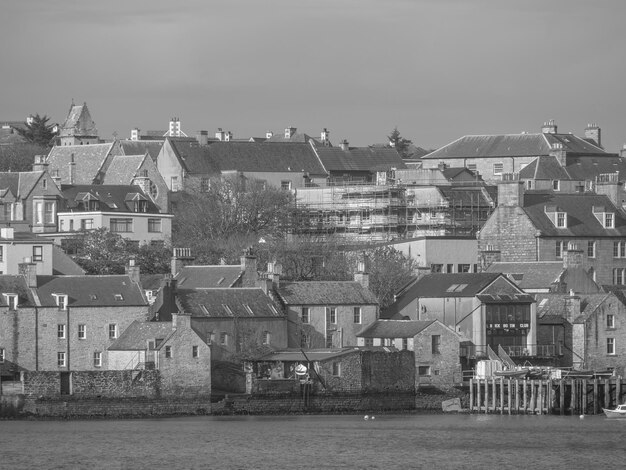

{"left": 356, "top": 319, "right": 462, "bottom": 387}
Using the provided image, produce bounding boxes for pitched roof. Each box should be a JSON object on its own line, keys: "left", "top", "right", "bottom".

{"left": 60, "top": 184, "right": 162, "bottom": 214}
{"left": 399, "top": 273, "right": 502, "bottom": 298}
{"left": 485, "top": 262, "right": 563, "bottom": 289}
{"left": 52, "top": 245, "right": 86, "bottom": 275}
{"left": 565, "top": 156, "right": 626, "bottom": 181}
{"left": 314, "top": 146, "right": 407, "bottom": 173}
{"left": 522, "top": 192, "right": 626, "bottom": 237}
{"left": 277, "top": 281, "right": 378, "bottom": 306}
{"left": 119, "top": 140, "right": 164, "bottom": 162}
{"left": 265, "top": 131, "right": 319, "bottom": 144}
{"left": 177, "top": 288, "right": 283, "bottom": 318}
{"left": 36, "top": 275, "right": 147, "bottom": 307}
{"left": 423, "top": 133, "right": 609, "bottom": 160}
{"left": 519, "top": 156, "right": 571, "bottom": 180}
{"left": 108, "top": 320, "right": 173, "bottom": 350}
{"left": 0, "top": 171, "right": 45, "bottom": 198}
{"left": 257, "top": 348, "right": 359, "bottom": 362}
{"left": 100, "top": 155, "right": 145, "bottom": 185}
{"left": 46, "top": 143, "right": 114, "bottom": 184}
{"left": 437, "top": 186, "right": 495, "bottom": 207}
{"left": 60, "top": 103, "right": 97, "bottom": 137}
{"left": 535, "top": 293, "right": 613, "bottom": 324}
{"left": 357, "top": 320, "right": 436, "bottom": 338}
{"left": 169, "top": 140, "right": 327, "bottom": 176}
{"left": 174, "top": 265, "right": 243, "bottom": 288}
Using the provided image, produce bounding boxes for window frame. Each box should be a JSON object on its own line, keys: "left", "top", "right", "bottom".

{"left": 32, "top": 245, "right": 43, "bottom": 262}
{"left": 58, "top": 324, "right": 66, "bottom": 339}
{"left": 78, "top": 324, "right": 86, "bottom": 340}
{"left": 587, "top": 241, "right": 596, "bottom": 258}
{"left": 607, "top": 314, "right": 615, "bottom": 329}
{"left": 57, "top": 352, "right": 66, "bottom": 367}
{"left": 0, "top": 347, "right": 4, "bottom": 363}
{"left": 493, "top": 162, "right": 504, "bottom": 176}
{"left": 165, "top": 345, "right": 172, "bottom": 358}
{"left": 432, "top": 335, "right": 441, "bottom": 355}
{"left": 353, "top": 307, "right": 361, "bottom": 324}
{"left": 192, "top": 345, "right": 199, "bottom": 358}
{"left": 110, "top": 218, "right": 133, "bottom": 233}
{"left": 109, "top": 324, "right": 118, "bottom": 339}
{"left": 607, "top": 337, "right": 616, "bottom": 355}
{"left": 148, "top": 218, "right": 162, "bottom": 233}
{"left": 301, "top": 307, "right": 309, "bottom": 324}
{"left": 93, "top": 351, "right": 102, "bottom": 368}
{"left": 327, "top": 307, "right": 337, "bottom": 325}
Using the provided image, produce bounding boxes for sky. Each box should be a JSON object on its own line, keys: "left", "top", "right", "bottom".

{"left": 2, "top": 0, "right": 626, "bottom": 152}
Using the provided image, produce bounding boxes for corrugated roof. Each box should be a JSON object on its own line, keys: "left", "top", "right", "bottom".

{"left": 174, "top": 265, "right": 243, "bottom": 288}
{"left": 177, "top": 288, "right": 283, "bottom": 318}
{"left": 36, "top": 275, "right": 147, "bottom": 307}
{"left": 523, "top": 192, "right": 626, "bottom": 237}
{"left": 277, "top": 281, "right": 378, "bottom": 306}
{"left": 314, "top": 146, "right": 406, "bottom": 173}
{"left": 108, "top": 320, "right": 173, "bottom": 350}
{"left": 46, "top": 143, "right": 114, "bottom": 184}
{"left": 357, "top": 320, "right": 435, "bottom": 338}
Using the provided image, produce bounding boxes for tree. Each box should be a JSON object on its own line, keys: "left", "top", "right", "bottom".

{"left": 360, "top": 246, "right": 417, "bottom": 308}
{"left": 387, "top": 127, "right": 413, "bottom": 159}
{"left": 67, "top": 228, "right": 170, "bottom": 275}
{"left": 16, "top": 114, "right": 57, "bottom": 147}
{"left": 0, "top": 143, "right": 47, "bottom": 172}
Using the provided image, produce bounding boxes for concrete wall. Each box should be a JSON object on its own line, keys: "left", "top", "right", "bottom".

{"left": 390, "top": 237, "right": 479, "bottom": 272}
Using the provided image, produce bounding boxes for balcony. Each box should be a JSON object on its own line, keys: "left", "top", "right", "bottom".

{"left": 461, "top": 344, "right": 557, "bottom": 359}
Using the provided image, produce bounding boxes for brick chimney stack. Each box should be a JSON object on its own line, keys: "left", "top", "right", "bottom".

{"left": 497, "top": 174, "right": 524, "bottom": 207}
{"left": 563, "top": 244, "right": 584, "bottom": 269}
{"left": 595, "top": 172, "right": 622, "bottom": 207}
{"left": 541, "top": 119, "right": 558, "bottom": 134}
{"left": 240, "top": 248, "right": 258, "bottom": 287}
{"left": 171, "top": 247, "right": 194, "bottom": 276}
{"left": 584, "top": 123, "right": 602, "bottom": 148}
{"left": 18, "top": 258, "right": 38, "bottom": 288}
{"left": 125, "top": 258, "right": 141, "bottom": 285}
{"left": 354, "top": 258, "right": 369, "bottom": 288}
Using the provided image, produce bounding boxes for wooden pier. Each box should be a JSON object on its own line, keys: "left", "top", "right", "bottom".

{"left": 469, "top": 377, "right": 624, "bottom": 415}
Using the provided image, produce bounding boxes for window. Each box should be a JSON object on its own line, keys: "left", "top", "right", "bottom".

{"left": 34, "top": 201, "right": 43, "bottom": 224}
{"left": 0, "top": 348, "right": 4, "bottom": 363}
{"left": 556, "top": 212, "right": 566, "bottom": 228}
{"left": 457, "top": 264, "right": 470, "bottom": 273}
{"left": 614, "top": 268, "right": 626, "bottom": 285}
{"left": 114, "top": 294, "right": 124, "bottom": 301}
{"left": 493, "top": 162, "right": 504, "bottom": 175}
{"left": 80, "top": 219, "right": 93, "bottom": 230}
{"left": 4, "top": 294, "right": 18, "bottom": 310}
{"left": 165, "top": 346, "right": 172, "bottom": 358}
{"left": 552, "top": 180, "right": 560, "bottom": 191}
{"left": 607, "top": 314, "right": 615, "bottom": 329}
{"left": 588, "top": 241, "right": 596, "bottom": 258}
{"left": 332, "top": 362, "right": 341, "bottom": 377}
{"left": 220, "top": 332, "right": 228, "bottom": 345}
{"left": 526, "top": 180, "right": 533, "bottom": 190}
{"left": 200, "top": 178, "right": 210, "bottom": 192}
{"left": 301, "top": 307, "right": 309, "bottom": 324}
{"left": 262, "top": 331, "right": 271, "bottom": 345}
{"left": 418, "top": 366, "right": 431, "bottom": 376}
{"left": 69, "top": 219, "right": 74, "bottom": 231}
{"left": 93, "top": 352, "right": 102, "bottom": 367}
{"left": 0, "top": 246, "right": 3, "bottom": 262}
{"left": 607, "top": 338, "right": 615, "bottom": 355}
{"left": 281, "top": 180, "right": 292, "bottom": 190}
{"left": 432, "top": 335, "right": 441, "bottom": 354}
{"left": 57, "top": 352, "right": 66, "bottom": 367}
{"left": 33, "top": 246, "right": 43, "bottom": 262}
{"left": 431, "top": 264, "right": 443, "bottom": 273}
{"left": 467, "top": 163, "right": 477, "bottom": 172}
{"left": 365, "top": 338, "right": 374, "bottom": 347}
{"left": 605, "top": 213, "right": 615, "bottom": 229}
{"left": 206, "top": 332, "right": 215, "bottom": 344}
{"left": 56, "top": 294, "right": 68, "bottom": 310}
{"left": 192, "top": 346, "right": 199, "bottom": 358}
{"left": 383, "top": 338, "right": 393, "bottom": 347}
{"left": 353, "top": 307, "right": 361, "bottom": 324}
{"left": 170, "top": 176, "right": 179, "bottom": 192}
{"left": 78, "top": 324, "right": 86, "bottom": 340}
{"left": 402, "top": 338, "right": 408, "bottom": 350}
{"left": 109, "top": 324, "right": 118, "bottom": 339}
{"left": 327, "top": 307, "right": 337, "bottom": 324}
{"left": 148, "top": 218, "right": 162, "bottom": 233}
{"left": 446, "top": 264, "right": 454, "bottom": 273}
{"left": 325, "top": 332, "right": 333, "bottom": 348}
{"left": 110, "top": 218, "right": 133, "bottom": 233}
{"left": 556, "top": 241, "right": 565, "bottom": 258}
{"left": 58, "top": 324, "right": 66, "bottom": 339}
{"left": 44, "top": 202, "right": 55, "bottom": 224}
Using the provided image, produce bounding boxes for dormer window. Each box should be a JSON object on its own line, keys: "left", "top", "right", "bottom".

{"left": 3, "top": 293, "right": 18, "bottom": 310}
{"left": 556, "top": 212, "right": 567, "bottom": 228}
{"left": 605, "top": 213, "right": 614, "bottom": 228}
{"left": 114, "top": 294, "right": 124, "bottom": 301}
{"left": 593, "top": 205, "right": 615, "bottom": 228}
{"left": 53, "top": 294, "right": 68, "bottom": 310}
{"left": 545, "top": 205, "right": 567, "bottom": 228}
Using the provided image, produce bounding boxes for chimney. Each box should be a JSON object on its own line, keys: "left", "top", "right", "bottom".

{"left": 51, "top": 169, "right": 62, "bottom": 189}
{"left": 321, "top": 128, "right": 330, "bottom": 144}
{"left": 563, "top": 244, "right": 584, "bottom": 269}
{"left": 240, "top": 248, "right": 258, "bottom": 287}
{"left": 125, "top": 258, "right": 141, "bottom": 285}
{"left": 285, "top": 126, "right": 296, "bottom": 139}
{"left": 497, "top": 175, "right": 524, "bottom": 207}
{"left": 620, "top": 144, "right": 626, "bottom": 159}
{"left": 69, "top": 153, "right": 76, "bottom": 184}
{"left": 225, "top": 131, "right": 232, "bottom": 142}
{"left": 33, "top": 155, "right": 48, "bottom": 171}
{"left": 172, "top": 313, "right": 191, "bottom": 330}
{"left": 541, "top": 119, "right": 557, "bottom": 134}
{"left": 563, "top": 293, "right": 581, "bottom": 324}
{"left": 1, "top": 227, "right": 15, "bottom": 239}
{"left": 215, "top": 128, "right": 225, "bottom": 141}
{"left": 18, "top": 258, "right": 38, "bottom": 288}
{"left": 197, "top": 130, "right": 208, "bottom": 146}
{"left": 595, "top": 172, "right": 622, "bottom": 207}
{"left": 584, "top": 123, "right": 602, "bottom": 148}
{"left": 266, "top": 131, "right": 274, "bottom": 139}
{"left": 549, "top": 142, "right": 567, "bottom": 166}
{"left": 340, "top": 139, "right": 349, "bottom": 151}
{"left": 171, "top": 247, "right": 194, "bottom": 276}
{"left": 479, "top": 245, "right": 501, "bottom": 271}
{"left": 354, "top": 259, "right": 369, "bottom": 289}
{"left": 130, "top": 128, "right": 140, "bottom": 141}
{"left": 169, "top": 118, "right": 181, "bottom": 137}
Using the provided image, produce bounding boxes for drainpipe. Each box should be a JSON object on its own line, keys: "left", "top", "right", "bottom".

{"left": 66, "top": 306, "right": 71, "bottom": 370}
{"left": 34, "top": 306, "right": 39, "bottom": 371}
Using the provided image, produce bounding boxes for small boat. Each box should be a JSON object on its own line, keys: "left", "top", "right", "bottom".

{"left": 494, "top": 369, "right": 528, "bottom": 378}
{"left": 602, "top": 404, "right": 626, "bottom": 419}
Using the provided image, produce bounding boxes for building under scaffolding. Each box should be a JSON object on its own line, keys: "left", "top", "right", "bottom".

{"left": 293, "top": 179, "right": 495, "bottom": 242}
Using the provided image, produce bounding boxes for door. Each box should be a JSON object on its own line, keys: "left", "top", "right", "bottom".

{"left": 60, "top": 372, "right": 71, "bottom": 395}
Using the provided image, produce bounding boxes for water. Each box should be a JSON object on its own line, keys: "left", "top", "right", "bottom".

{"left": 0, "top": 413, "right": 622, "bottom": 469}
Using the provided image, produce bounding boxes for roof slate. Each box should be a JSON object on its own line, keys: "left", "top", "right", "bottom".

{"left": 314, "top": 146, "right": 407, "bottom": 173}
{"left": 357, "top": 320, "right": 436, "bottom": 338}
{"left": 174, "top": 265, "right": 243, "bottom": 288}
{"left": 119, "top": 140, "right": 164, "bottom": 162}
{"left": 277, "top": 281, "right": 379, "bottom": 306}
{"left": 60, "top": 184, "right": 162, "bottom": 213}
{"left": 46, "top": 143, "right": 114, "bottom": 184}
{"left": 0, "top": 275, "right": 36, "bottom": 306}
{"left": 177, "top": 288, "right": 283, "bottom": 318}
{"left": 108, "top": 320, "right": 173, "bottom": 350}
{"left": 100, "top": 155, "right": 144, "bottom": 185}
{"left": 0, "top": 171, "right": 45, "bottom": 198}
{"left": 485, "top": 262, "right": 563, "bottom": 289}
{"left": 36, "top": 275, "right": 147, "bottom": 307}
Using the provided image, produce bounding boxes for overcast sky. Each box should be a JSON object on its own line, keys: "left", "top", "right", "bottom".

{"left": 2, "top": 0, "right": 626, "bottom": 151}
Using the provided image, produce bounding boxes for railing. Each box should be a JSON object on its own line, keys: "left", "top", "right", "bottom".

{"left": 462, "top": 344, "right": 557, "bottom": 359}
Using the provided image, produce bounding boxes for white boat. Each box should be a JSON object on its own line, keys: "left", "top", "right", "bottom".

{"left": 602, "top": 404, "right": 626, "bottom": 418}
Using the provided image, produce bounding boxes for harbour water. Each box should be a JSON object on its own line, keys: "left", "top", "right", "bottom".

{"left": 0, "top": 413, "right": 622, "bottom": 469}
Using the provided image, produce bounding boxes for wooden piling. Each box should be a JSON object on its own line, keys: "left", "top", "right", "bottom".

{"left": 572, "top": 379, "right": 577, "bottom": 415}
{"left": 491, "top": 378, "right": 497, "bottom": 413}
{"left": 484, "top": 379, "right": 489, "bottom": 414}
{"left": 515, "top": 379, "right": 520, "bottom": 414}
{"left": 470, "top": 379, "right": 474, "bottom": 411}
{"left": 507, "top": 379, "right": 512, "bottom": 414}
{"left": 559, "top": 380, "right": 565, "bottom": 415}
{"left": 523, "top": 379, "right": 528, "bottom": 413}
{"left": 582, "top": 379, "right": 587, "bottom": 415}
{"left": 604, "top": 379, "right": 610, "bottom": 411}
